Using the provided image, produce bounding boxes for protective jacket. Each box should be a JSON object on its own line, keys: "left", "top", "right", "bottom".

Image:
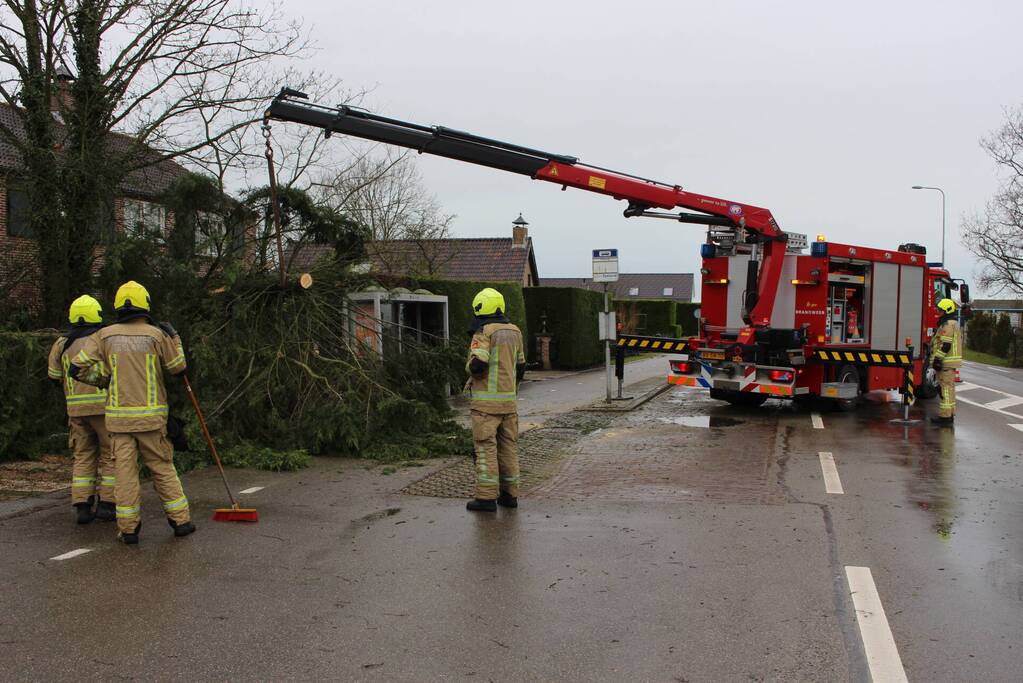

{"left": 72, "top": 318, "right": 187, "bottom": 432}
{"left": 930, "top": 315, "right": 962, "bottom": 369}
{"left": 466, "top": 320, "right": 525, "bottom": 415}
{"left": 47, "top": 331, "right": 107, "bottom": 417}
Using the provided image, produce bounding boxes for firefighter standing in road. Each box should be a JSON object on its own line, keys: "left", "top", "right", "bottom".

{"left": 930, "top": 298, "right": 962, "bottom": 426}
{"left": 46, "top": 295, "right": 116, "bottom": 525}
{"left": 465, "top": 288, "right": 526, "bottom": 512}
{"left": 71, "top": 281, "right": 194, "bottom": 544}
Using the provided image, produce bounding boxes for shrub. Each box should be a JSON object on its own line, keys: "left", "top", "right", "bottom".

{"left": 992, "top": 314, "right": 1013, "bottom": 358}
{"left": 523, "top": 286, "right": 605, "bottom": 368}
{"left": 0, "top": 331, "right": 66, "bottom": 461}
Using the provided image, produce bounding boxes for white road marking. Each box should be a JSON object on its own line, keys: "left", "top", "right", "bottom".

{"left": 845, "top": 566, "right": 908, "bottom": 683}
{"left": 818, "top": 452, "right": 844, "bottom": 494}
{"left": 239, "top": 486, "right": 264, "bottom": 495}
{"left": 50, "top": 548, "right": 92, "bottom": 561}
{"left": 985, "top": 396, "right": 1023, "bottom": 411}
{"left": 955, "top": 382, "right": 980, "bottom": 392}
{"left": 811, "top": 412, "right": 824, "bottom": 429}
{"left": 1009, "top": 424, "right": 1023, "bottom": 433}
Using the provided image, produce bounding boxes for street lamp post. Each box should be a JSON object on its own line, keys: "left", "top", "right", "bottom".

{"left": 911, "top": 185, "right": 946, "bottom": 266}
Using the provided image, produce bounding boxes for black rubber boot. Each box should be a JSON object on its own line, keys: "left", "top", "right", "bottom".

{"left": 74, "top": 496, "right": 96, "bottom": 525}
{"left": 119, "top": 522, "right": 141, "bottom": 545}
{"left": 497, "top": 493, "right": 518, "bottom": 509}
{"left": 168, "top": 519, "right": 197, "bottom": 538}
{"left": 466, "top": 498, "right": 497, "bottom": 512}
{"left": 930, "top": 416, "right": 954, "bottom": 426}
{"left": 94, "top": 500, "right": 116, "bottom": 522}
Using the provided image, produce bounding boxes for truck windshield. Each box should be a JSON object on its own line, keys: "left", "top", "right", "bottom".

{"left": 934, "top": 280, "right": 952, "bottom": 302}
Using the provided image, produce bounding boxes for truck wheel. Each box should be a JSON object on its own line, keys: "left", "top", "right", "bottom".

{"left": 711, "top": 388, "right": 768, "bottom": 408}
{"left": 834, "top": 364, "right": 862, "bottom": 412}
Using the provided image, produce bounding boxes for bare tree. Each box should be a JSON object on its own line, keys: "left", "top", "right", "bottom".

{"left": 0, "top": 0, "right": 332, "bottom": 321}
{"left": 963, "top": 104, "right": 1023, "bottom": 296}
{"left": 312, "top": 150, "right": 456, "bottom": 278}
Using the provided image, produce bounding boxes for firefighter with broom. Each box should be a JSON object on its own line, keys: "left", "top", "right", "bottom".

{"left": 47, "top": 295, "right": 116, "bottom": 525}
{"left": 464, "top": 288, "right": 526, "bottom": 512}
{"left": 70, "top": 281, "right": 195, "bottom": 544}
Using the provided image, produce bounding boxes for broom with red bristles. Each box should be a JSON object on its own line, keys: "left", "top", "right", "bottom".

{"left": 182, "top": 375, "right": 259, "bottom": 523}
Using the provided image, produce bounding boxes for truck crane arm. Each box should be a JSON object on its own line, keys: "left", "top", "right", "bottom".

{"left": 265, "top": 88, "right": 788, "bottom": 336}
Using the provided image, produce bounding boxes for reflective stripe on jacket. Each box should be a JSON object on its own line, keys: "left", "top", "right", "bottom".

{"left": 466, "top": 322, "right": 525, "bottom": 415}
{"left": 47, "top": 335, "right": 107, "bottom": 417}
{"left": 930, "top": 317, "right": 962, "bottom": 368}
{"left": 71, "top": 319, "right": 187, "bottom": 433}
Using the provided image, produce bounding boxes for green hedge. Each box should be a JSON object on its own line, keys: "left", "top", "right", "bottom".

{"left": 0, "top": 332, "right": 67, "bottom": 461}
{"left": 523, "top": 286, "right": 605, "bottom": 368}
{"left": 676, "top": 303, "right": 700, "bottom": 336}
{"left": 414, "top": 279, "right": 527, "bottom": 345}
{"left": 614, "top": 299, "right": 700, "bottom": 339}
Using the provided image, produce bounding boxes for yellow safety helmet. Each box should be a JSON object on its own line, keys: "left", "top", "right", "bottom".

{"left": 114, "top": 280, "right": 151, "bottom": 311}
{"left": 472, "top": 287, "right": 506, "bottom": 317}
{"left": 937, "top": 298, "right": 957, "bottom": 315}
{"left": 68, "top": 295, "right": 103, "bottom": 324}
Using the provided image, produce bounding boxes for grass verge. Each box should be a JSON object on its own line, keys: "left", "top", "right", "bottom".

{"left": 964, "top": 349, "right": 1012, "bottom": 367}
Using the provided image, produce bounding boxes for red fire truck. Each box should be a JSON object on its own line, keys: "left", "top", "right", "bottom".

{"left": 266, "top": 89, "right": 969, "bottom": 408}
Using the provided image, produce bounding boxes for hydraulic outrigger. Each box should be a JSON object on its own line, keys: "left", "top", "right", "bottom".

{"left": 265, "top": 88, "right": 787, "bottom": 346}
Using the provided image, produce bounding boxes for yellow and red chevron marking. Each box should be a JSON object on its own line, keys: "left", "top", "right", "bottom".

{"left": 667, "top": 375, "right": 700, "bottom": 386}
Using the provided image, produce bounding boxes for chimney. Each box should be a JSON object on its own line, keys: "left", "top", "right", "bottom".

{"left": 512, "top": 212, "right": 529, "bottom": 248}
{"left": 51, "top": 66, "right": 75, "bottom": 113}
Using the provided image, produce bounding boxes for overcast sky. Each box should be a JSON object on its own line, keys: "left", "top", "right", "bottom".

{"left": 289, "top": 0, "right": 1022, "bottom": 294}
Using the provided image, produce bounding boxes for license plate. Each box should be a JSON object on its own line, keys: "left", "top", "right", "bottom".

{"left": 700, "top": 350, "right": 726, "bottom": 361}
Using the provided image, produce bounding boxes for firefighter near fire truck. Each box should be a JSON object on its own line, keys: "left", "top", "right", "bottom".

{"left": 70, "top": 281, "right": 195, "bottom": 544}
{"left": 464, "top": 288, "right": 526, "bottom": 512}
{"left": 47, "top": 295, "right": 116, "bottom": 525}
{"left": 929, "top": 298, "right": 962, "bottom": 426}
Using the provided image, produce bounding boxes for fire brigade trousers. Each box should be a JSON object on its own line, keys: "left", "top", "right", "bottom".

{"left": 69, "top": 415, "right": 115, "bottom": 505}
{"left": 111, "top": 429, "right": 190, "bottom": 534}
{"left": 471, "top": 410, "right": 520, "bottom": 500}
{"left": 937, "top": 367, "right": 956, "bottom": 418}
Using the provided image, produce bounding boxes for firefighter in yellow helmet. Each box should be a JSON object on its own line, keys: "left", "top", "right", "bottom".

{"left": 464, "top": 288, "right": 526, "bottom": 512}
{"left": 70, "top": 281, "right": 194, "bottom": 544}
{"left": 929, "top": 298, "right": 962, "bottom": 426}
{"left": 46, "top": 295, "right": 116, "bottom": 524}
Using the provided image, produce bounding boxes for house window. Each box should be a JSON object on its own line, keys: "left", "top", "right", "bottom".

{"left": 662, "top": 287, "right": 674, "bottom": 296}
{"left": 195, "top": 211, "right": 227, "bottom": 257}
{"left": 124, "top": 198, "right": 166, "bottom": 238}
{"left": 7, "top": 188, "right": 33, "bottom": 237}
{"left": 628, "top": 287, "right": 639, "bottom": 296}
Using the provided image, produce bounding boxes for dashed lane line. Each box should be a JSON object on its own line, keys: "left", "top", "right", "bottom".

{"left": 846, "top": 566, "right": 909, "bottom": 683}
{"left": 239, "top": 486, "right": 265, "bottom": 494}
{"left": 811, "top": 412, "right": 824, "bottom": 429}
{"left": 818, "top": 452, "right": 844, "bottom": 494}
{"left": 50, "top": 548, "right": 92, "bottom": 561}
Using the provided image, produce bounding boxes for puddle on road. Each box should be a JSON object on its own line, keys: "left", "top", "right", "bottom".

{"left": 658, "top": 415, "right": 744, "bottom": 428}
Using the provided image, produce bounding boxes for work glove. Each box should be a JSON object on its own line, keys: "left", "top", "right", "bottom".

{"left": 932, "top": 358, "right": 943, "bottom": 371}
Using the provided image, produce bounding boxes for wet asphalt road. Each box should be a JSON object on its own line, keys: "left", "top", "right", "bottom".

{"left": 1, "top": 363, "right": 1021, "bottom": 682}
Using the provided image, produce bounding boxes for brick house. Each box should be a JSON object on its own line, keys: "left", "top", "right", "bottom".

{"left": 0, "top": 82, "right": 189, "bottom": 305}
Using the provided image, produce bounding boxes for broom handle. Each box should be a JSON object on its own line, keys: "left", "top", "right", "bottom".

{"left": 182, "top": 374, "right": 238, "bottom": 508}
